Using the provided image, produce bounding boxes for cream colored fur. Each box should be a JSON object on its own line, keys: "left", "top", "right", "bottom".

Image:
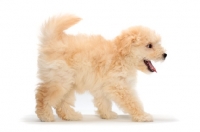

{"left": 35, "top": 14, "right": 166, "bottom": 122}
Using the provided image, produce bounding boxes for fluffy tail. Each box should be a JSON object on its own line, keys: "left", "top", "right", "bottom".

{"left": 40, "top": 14, "right": 81, "bottom": 43}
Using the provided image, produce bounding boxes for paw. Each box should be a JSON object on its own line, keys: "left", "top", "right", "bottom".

{"left": 132, "top": 113, "right": 153, "bottom": 122}
{"left": 36, "top": 108, "right": 55, "bottom": 122}
{"left": 60, "top": 111, "right": 83, "bottom": 121}
{"left": 37, "top": 114, "right": 55, "bottom": 122}
{"left": 99, "top": 111, "right": 118, "bottom": 119}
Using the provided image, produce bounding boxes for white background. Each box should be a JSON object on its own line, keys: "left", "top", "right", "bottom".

{"left": 0, "top": 0, "right": 200, "bottom": 131}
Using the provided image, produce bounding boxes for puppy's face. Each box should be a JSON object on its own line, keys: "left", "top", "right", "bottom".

{"left": 117, "top": 26, "right": 167, "bottom": 73}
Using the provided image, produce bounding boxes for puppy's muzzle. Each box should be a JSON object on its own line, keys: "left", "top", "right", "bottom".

{"left": 162, "top": 53, "right": 167, "bottom": 59}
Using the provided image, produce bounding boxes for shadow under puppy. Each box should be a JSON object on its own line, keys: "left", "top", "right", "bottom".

{"left": 35, "top": 14, "right": 167, "bottom": 122}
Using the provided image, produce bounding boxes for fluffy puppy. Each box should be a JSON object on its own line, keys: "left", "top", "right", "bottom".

{"left": 35, "top": 14, "right": 167, "bottom": 122}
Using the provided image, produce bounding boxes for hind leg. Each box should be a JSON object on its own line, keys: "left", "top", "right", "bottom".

{"left": 35, "top": 83, "right": 67, "bottom": 122}
{"left": 56, "top": 90, "right": 82, "bottom": 121}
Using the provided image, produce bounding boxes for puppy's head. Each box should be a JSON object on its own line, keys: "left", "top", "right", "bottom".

{"left": 115, "top": 26, "right": 167, "bottom": 73}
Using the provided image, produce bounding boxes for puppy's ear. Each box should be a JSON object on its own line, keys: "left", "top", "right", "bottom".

{"left": 115, "top": 34, "right": 135, "bottom": 56}
{"left": 131, "top": 34, "right": 141, "bottom": 46}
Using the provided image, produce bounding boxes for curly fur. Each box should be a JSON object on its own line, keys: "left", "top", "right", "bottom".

{"left": 35, "top": 14, "right": 166, "bottom": 122}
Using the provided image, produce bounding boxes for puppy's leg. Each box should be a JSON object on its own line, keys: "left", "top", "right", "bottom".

{"left": 56, "top": 90, "right": 82, "bottom": 121}
{"left": 35, "top": 83, "right": 66, "bottom": 122}
{"left": 91, "top": 91, "right": 117, "bottom": 119}
{"left": 105, "top": 86, "right": 153, "bottom": 122}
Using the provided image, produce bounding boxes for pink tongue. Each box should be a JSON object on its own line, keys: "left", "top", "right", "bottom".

{"left": 147, "top": 61, "right": 157, "bottom": 72}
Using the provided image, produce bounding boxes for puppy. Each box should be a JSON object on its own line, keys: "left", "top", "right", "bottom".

{"left": 35, "top": 14, "right": 167, "bottom": 122}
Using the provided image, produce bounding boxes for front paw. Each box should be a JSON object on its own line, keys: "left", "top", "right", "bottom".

{"left": 98, "top": 111, "right": 118, "bottom": 119}
{"left": 132, "top": 113, "right": 153, "bottom": 122}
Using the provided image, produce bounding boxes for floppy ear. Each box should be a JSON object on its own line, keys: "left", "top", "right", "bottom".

{"left": 115, "top": 34, "right": 135, "bottom": 56}
{"left": 131, "top": 33, "right": 141, "bottom": 46}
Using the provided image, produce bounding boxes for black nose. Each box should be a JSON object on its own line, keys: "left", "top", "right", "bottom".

{"left": 163, "top": 53, "right": 167, "bottom": 59}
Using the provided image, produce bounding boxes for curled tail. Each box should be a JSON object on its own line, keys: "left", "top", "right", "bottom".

{"left": 40, "top": 14, "right": 81, "bottom": 43}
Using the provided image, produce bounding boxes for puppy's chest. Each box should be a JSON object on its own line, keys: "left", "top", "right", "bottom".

{"left": 120, "top": 68, "right": 137, "bottom": 86}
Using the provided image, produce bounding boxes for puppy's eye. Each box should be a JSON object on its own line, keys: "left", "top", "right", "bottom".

{"left": 146, "top": 43, "right": 152, "bottom": 48}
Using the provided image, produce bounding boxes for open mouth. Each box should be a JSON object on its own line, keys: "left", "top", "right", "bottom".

{"left": 144, "top": 60, "right": 157, "bottom": 72}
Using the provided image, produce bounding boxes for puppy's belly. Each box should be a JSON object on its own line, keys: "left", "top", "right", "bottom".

{"left": 73, "top": 71, "right": 103, "bottom": 93}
